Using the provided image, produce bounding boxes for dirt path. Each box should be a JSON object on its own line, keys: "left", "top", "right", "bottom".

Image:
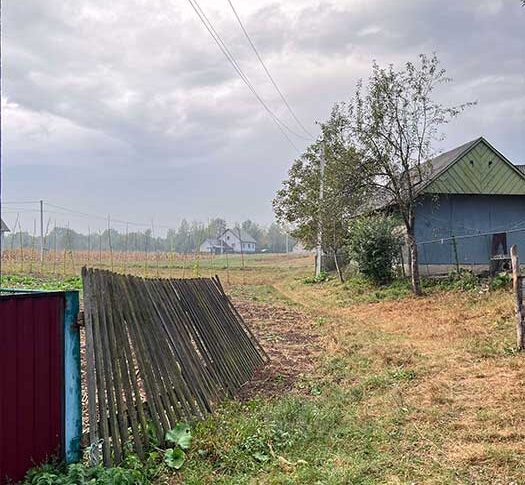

{"left": 233, "top": 297, "right": 322, "bottom": 400}
{"left": 273, "top": 280, "right": 525, "bottom": 482}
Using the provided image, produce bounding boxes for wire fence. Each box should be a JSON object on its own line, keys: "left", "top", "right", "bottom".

{"left": 415, "top": 227, "right": 525, "bottom": 275}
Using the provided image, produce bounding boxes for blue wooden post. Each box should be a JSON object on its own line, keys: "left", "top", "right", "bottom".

{"left": 64, "top": 291, "right": 82, "bottom": 463}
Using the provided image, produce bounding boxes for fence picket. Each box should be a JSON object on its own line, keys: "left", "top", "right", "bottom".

{"left": 82, "top": 269, "right": 267, "bottom": 465}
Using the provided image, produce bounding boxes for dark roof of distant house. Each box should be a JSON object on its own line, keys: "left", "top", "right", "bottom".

{"left": 517, "top": 165, "right": 525, "bottom": 174}
{"left": 201, "top": 238, "right": 234, "bottom": 250}
{"left": 222, "top": 229, "right": 256, "bottom": 243}
{"left": 1, "top": 218, "right": 10, "bottom": 233}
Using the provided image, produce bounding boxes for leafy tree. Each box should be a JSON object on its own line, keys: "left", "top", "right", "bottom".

{"left": 265, "top": 223, "right": 294, "bottom": 253}
{"left": 347, "top": 215, "right": 402, "bottom": 283}
{"left": 274, "top": 106, "right": 366, "bottom": 281}
{"left": 347, "top": 54, "right": 473, "bottom": 294}
{"left": 209, "top": 218, "right": 227, "bottom": 239}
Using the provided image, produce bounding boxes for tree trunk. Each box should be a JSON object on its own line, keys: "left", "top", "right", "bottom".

{"left": 333, "top": 251, "right": 344, "bottom": 283}
{"left": 406, "top": 228, "right": 422, "bottom": 296}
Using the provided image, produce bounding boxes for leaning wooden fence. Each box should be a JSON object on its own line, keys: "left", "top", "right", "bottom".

{"left": 82, "top": 268, "right": 267, "bottom": 466}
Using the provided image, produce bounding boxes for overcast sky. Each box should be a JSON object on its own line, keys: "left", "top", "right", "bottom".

{"left": 2, "top": 0, "right": 524, "bottom": 233}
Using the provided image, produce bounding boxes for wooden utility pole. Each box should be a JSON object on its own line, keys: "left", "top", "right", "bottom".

{"left": 511, "top": 245, "right": 525, "bottom": 351}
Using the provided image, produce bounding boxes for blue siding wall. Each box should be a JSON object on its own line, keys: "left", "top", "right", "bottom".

{"left": 414, "top": 194, "right": 525, "bottom": 265}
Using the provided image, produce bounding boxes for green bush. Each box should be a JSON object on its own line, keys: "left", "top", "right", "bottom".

{"left": 347, "top": 215, "right": 402, "bottom": 284}
{"left": 303, "top": 271, "right": 330, "bottom": 284}
{"left": 490, "top": 272, "right": 512, "bottom": 291}
{"left": 446, "top": 269, "right": 479, "bottom": 291}
{"left": 23, "top": 424, "right": 192, "bottom": 484}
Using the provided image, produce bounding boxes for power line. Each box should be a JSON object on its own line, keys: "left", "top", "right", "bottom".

{"left": 182, "top": 0, "right": 303, "bottom": 150}
{"left": 45, "top": 203, "right": 175, "bottom": 230}
{"left": 417, "top": 225, "right": 525, "bottom": 246}
{"left": 1, "top": 201, "right": 181, "bottom": 232}
{"left": 2, "top": 200, "right": 42, "bottom": 205}
{"left": 226, "top": 0, "right": 314, "bottom": 139}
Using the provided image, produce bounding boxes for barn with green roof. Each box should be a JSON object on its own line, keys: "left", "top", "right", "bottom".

{"left": 411, "top": 137, "right": 525, "bottom": 274}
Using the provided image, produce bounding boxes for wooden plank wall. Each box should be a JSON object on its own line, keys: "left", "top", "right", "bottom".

{"left": 82, "top": 268, "right": 268, "bottom": 466}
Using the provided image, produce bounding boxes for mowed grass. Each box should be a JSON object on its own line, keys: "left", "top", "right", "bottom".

{"left": 4, "top": 255, "right": 524, "bottom": 483}
{"left": 171, "top": 268, "right": 525, "bottom": 483}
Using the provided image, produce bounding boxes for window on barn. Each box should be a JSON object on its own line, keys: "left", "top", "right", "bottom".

{"left": 491, "top": 233, "right": 507, "bottom": 256}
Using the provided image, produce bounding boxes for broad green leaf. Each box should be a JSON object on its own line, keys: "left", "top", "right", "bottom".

{"left": 164, "top": 448, "right": 186, "bottom": 470}
{"left": 166, "top": 423, "right": 192, "bottom": 449}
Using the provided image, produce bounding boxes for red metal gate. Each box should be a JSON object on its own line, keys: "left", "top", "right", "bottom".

{"left": 0, "top": 293, "right": 65, "bottom": 484}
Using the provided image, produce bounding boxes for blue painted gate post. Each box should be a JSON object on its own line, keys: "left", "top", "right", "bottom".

{"left": 64, "top": 291, "right": 82, "bottom": 463}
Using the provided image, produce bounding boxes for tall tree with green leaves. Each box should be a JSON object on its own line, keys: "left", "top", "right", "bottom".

{"left": 348, "top": 53, "right": 473, "bottom": 294}
{"left": 274, "top": 106, "right": 366, "bottom": 282}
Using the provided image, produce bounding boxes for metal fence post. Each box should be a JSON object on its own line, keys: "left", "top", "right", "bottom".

{"left": 64, "top": 290, "right": 82, "bottom": 463}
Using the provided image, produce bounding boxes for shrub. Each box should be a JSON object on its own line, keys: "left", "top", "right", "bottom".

{"left": 346, "top": 215, "right": 402, "bottom": 284}
{"left": 446, "top": 269, "right": 479, "bottom": 291}
{"left": 490, "top": 272, "right": 512, "bottom": 291}
{"left": 303, "top": 271, "right": 330, "bottom": 284}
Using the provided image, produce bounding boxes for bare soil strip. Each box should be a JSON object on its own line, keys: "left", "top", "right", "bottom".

{"left": 233, "top": 298, "right": 321, "bottom": 400}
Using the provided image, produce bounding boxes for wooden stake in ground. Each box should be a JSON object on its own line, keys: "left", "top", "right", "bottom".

{"left": 124, "top": 223, "right": 129, "bottom": 274}
{"left": 18, "top": 218, "right": 24, "bottom": 273}
{"left": 87, "top": 226, "right": 91, "bottom": 268}
{"left": 108, "top": 215, "right": 114, "bottom": 272}
{"left": 510, "top": 245, "right": 525, "bottom": 351}
{"left": 53, "top": 220, "right": 58, "bottom": 277}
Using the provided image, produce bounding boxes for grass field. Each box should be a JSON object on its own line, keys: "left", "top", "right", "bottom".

{"left": 4, "top": 253, "right": 524, "bottom": 484}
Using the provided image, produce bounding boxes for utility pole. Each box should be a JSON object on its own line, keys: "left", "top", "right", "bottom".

{"left": 315, "top": 156, "right": 325, "bottom": 277}
{"left": 40, "top": 199, "right": 44, "bottom": 265}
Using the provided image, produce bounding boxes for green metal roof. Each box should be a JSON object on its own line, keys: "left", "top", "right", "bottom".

{"left": 422, "top": 137, "right": 525, "bottom": 195}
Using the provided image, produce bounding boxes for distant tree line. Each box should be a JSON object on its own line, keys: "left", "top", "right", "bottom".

{"left": 3, "top": 218, "right": 294, "bottom": 254}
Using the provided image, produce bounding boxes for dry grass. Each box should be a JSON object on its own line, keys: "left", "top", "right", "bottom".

{"left": 1, "top": 249, "right": 313, "bottom": 286}
{"left": 273, "top": 277, "right": 525, "bottom": 483}
{"left": 6, "top": 252, "right": 524, "bottom": 482}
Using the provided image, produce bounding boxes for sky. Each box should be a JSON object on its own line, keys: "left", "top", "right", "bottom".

{"left": 2, "top": 0, "right": 524, "bottom": 234}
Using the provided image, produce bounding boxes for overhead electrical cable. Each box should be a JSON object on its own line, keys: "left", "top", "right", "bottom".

{"left": 183, "top": 0, "right": 304, "bottom": 150}
{"left": 226, "top": 0, "right": 314, "bottom": 139}
{"left": 45, "top": 203, "right": 174, "bottom": 230}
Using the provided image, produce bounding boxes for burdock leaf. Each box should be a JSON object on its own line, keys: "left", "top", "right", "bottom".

{"left": 166, "top": 423, "right": 192, "bottom": 449}
{"left": 164, "top": 448, "right": 186, "bottom": 470}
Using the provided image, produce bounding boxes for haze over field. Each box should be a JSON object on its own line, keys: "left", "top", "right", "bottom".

{"left": 3, "top": 0, "right": 524, "bottom": 231}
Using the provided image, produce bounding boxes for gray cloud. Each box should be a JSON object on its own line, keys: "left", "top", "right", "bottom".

{"left": 2, "top": 0, "right": 524, "bottom": 232}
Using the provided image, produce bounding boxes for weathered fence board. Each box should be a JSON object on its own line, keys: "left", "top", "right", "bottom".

{"left": 511, "top": 245, "right": 525, "bottom": 350}
{"left": 82, "top": 268, "right": 267, "bottom": 466}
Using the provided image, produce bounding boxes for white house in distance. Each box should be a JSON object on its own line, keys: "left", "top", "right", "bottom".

{"left": 221, "top": 229, "right": 256, "bottom": 253}
{"left": 1, "top": 218, "right": 10, "bottom": 252}
{"left": 199, "top": 228, "right": 257, "bottom": 254}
